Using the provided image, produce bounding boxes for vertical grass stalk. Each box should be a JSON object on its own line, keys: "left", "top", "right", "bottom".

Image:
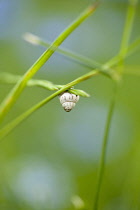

{"left": 93, "top": 83, "right": 118, "bottom": 210}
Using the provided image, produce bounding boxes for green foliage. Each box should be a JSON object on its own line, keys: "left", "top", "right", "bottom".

{"left": 0, "top": 0, "right": 140, "bottom": 210}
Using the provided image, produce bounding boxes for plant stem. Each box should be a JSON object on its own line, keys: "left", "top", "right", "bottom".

{"left": 0, "top": 2, "right": 99, "bottom": 123}
{"left": 0, "top": 72, "right": 90, "bottom": 97}
{"left": 93, "top": 82, "right": 118, "bottom": 210}
{"left": 93, "top": 0, "right": 138, "bottom": 209}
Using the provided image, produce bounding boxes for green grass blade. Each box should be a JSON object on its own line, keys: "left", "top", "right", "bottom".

{"left": 0, "top": 72, "right": 90, "bottom": 96}
{"left": 0, "top": 70, "right": 98, "bottom": 140}
{"left": 0, "top": 2, "right": 99, "bottom": 123}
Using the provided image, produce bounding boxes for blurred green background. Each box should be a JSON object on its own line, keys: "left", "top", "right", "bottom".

{"left": 0, "top": 0, "right": 140, "bottom": 209}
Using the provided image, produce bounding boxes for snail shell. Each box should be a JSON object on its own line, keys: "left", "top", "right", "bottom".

{"left": 59, "top": 92, "right": 80, "bottom": 112}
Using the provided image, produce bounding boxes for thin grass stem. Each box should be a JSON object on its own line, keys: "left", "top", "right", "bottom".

{"left": 93, "top": 82, "right": 118, "bottom": 210}
{"left": 0, "top": 72, "right": 90, "bottom": 97}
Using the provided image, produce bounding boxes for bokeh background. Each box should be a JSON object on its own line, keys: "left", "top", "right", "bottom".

{"left": 0, "top": 0, "right": 140, "bottom": 209}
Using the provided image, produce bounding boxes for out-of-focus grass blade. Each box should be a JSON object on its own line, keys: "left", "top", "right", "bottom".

{"left": 0, "top": 72, "right": 58, "bottom": 91}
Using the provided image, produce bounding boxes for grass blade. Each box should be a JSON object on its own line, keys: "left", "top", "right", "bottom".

{"left": 0, "top": 72, "right": 90, "bottom": 96}
{"left": 0, "top": 70, "right": 98, "bottom": 140}
{"left": 93, "top": 83, "right": 118, "bottom": 210}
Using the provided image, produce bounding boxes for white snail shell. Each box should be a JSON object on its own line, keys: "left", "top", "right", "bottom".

{"left": 59, "top": 92, "right": 80, "bottom": 112}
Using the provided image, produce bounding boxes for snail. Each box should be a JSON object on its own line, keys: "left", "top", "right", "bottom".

{"left": 59, "top": 92, "right": 80, "bottom": 112}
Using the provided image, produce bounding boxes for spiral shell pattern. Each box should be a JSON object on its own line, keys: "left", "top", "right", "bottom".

{"left": 59, "top": 92, "right": 80, "bottom": 112}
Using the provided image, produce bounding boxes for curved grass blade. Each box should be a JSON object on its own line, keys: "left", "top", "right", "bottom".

{"left": 0, "top": 70, "right": 98, "bottom": 140}
{"left": 0, "top": 72, "right": 90, "bottom": 96}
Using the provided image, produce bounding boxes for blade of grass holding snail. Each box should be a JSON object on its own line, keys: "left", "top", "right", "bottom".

{"left": 0, "top": 70, "right": 98, "bottom": 140}
{"left": 0, "top": 72, "right": 90, "bottom": 96}
{"left": 93, "top": 0, "right": 138, "bottom": 210}
{"left": 0, "top": 2, "right": 99, "bottom": 123}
